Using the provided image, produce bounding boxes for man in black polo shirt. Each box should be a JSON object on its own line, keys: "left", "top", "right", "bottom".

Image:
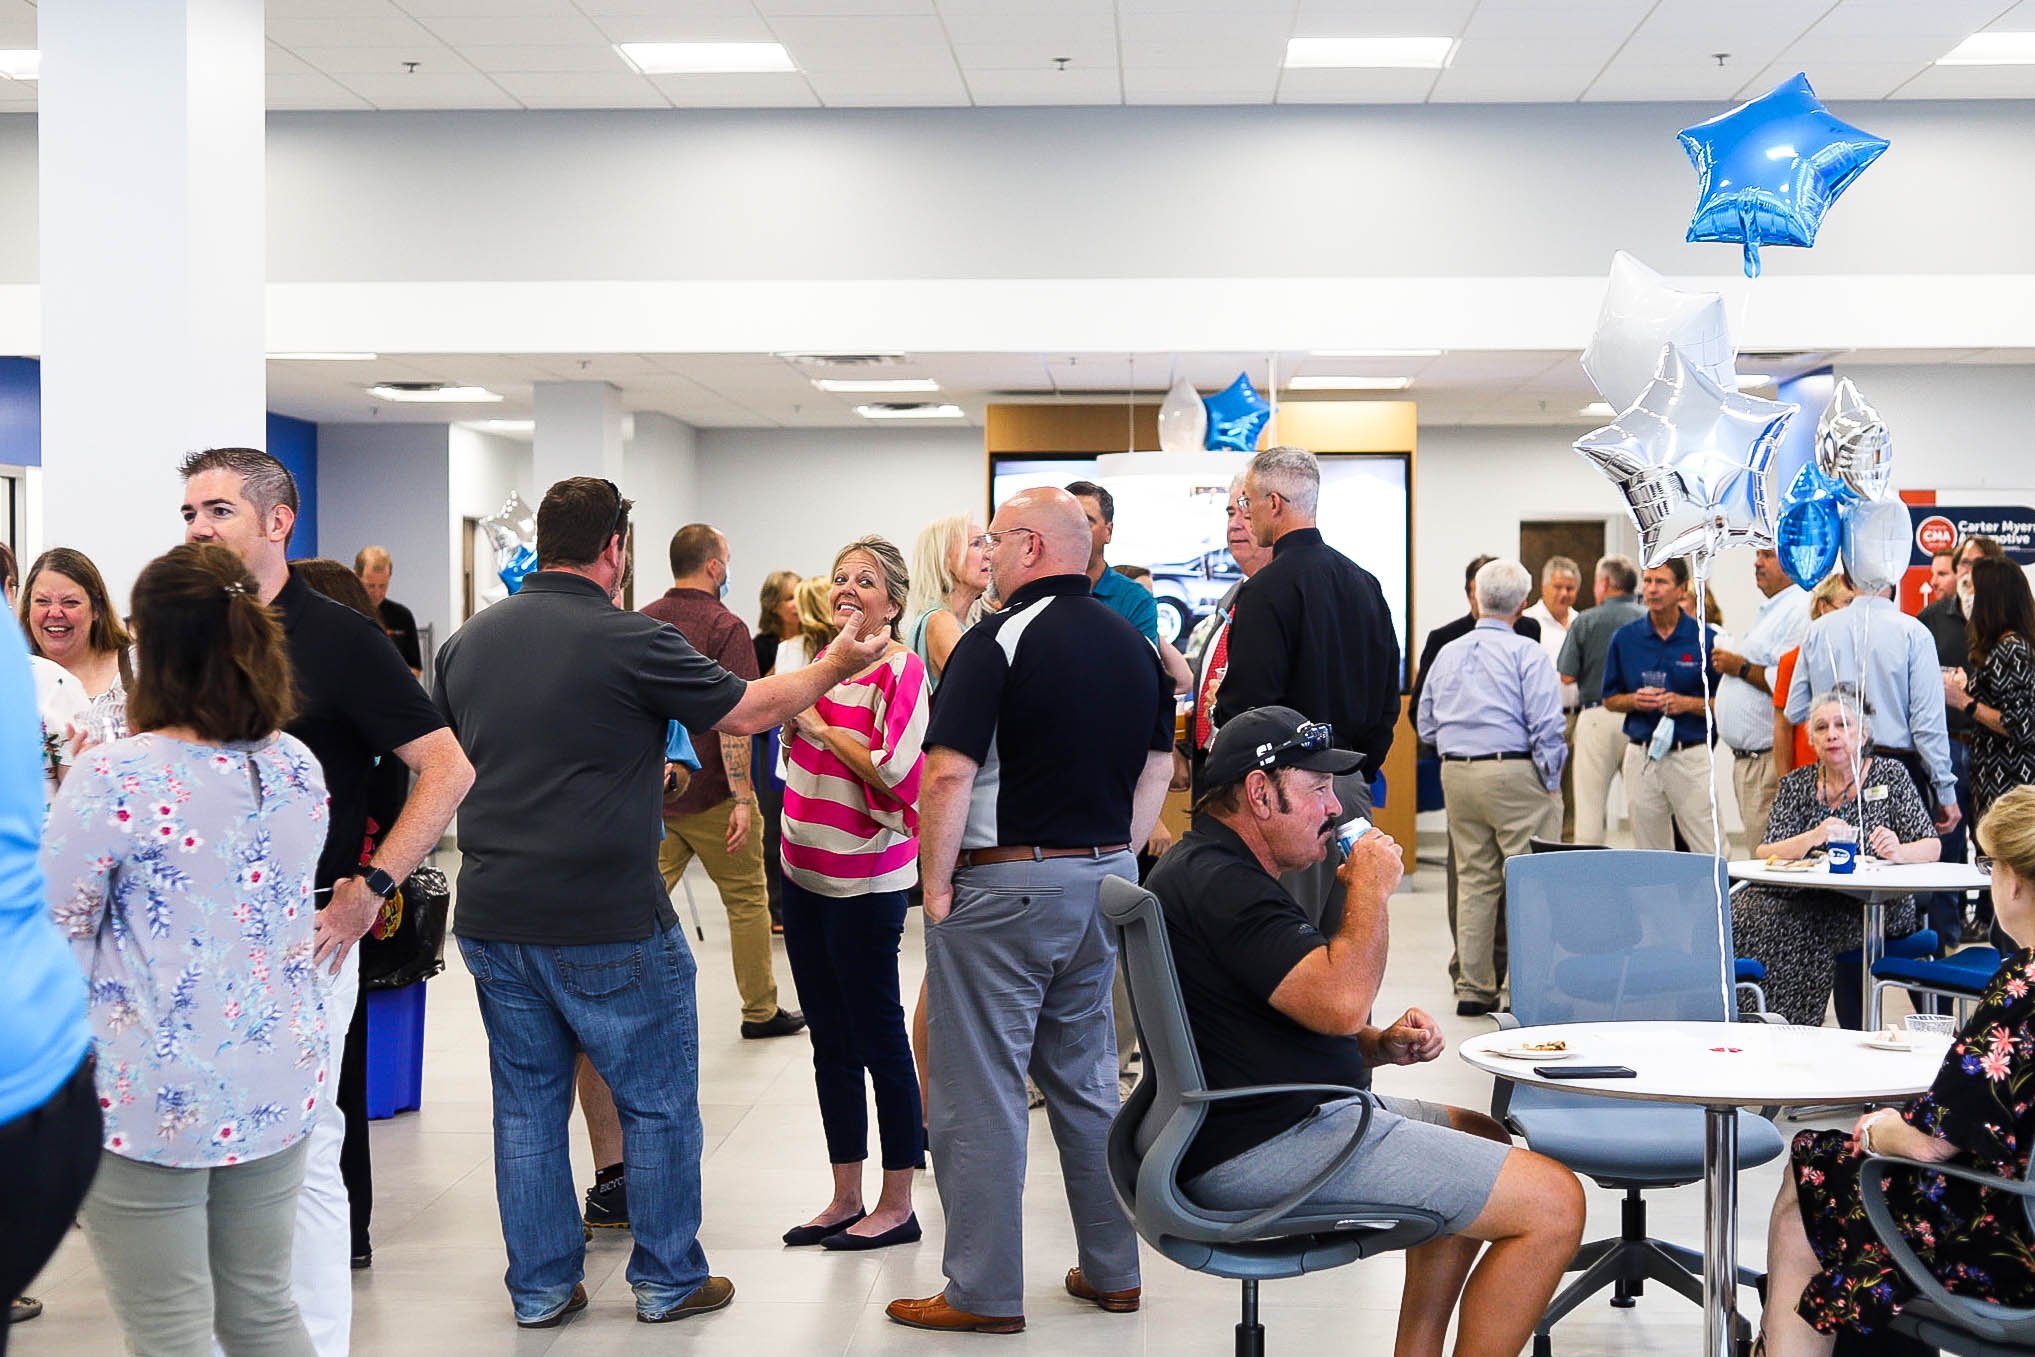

{"left": 1148, "top": 706, "right": 1583, "bottom": 1357}
{"left": 1214, "top": 445, "right": 1401, "bottom": 927}
{"left": 180, "top": 447, "right": 474, "bottom": 1353}
{"left": 434, "top": 477, "right": 887, "bottom": 1330}
{"left": 885, "top": 486, "right": 1173, "bottom": 1336}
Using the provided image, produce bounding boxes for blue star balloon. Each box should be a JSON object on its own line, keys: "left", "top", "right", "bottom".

{"left": 1574, "top": 345, "right": 1795, "bottom": 580}
{"left": 1202, "top": 372, "right": 1271, "bottom": 452}
{"left": 1677, "top": 73, "right": 1889, "bottom": 278}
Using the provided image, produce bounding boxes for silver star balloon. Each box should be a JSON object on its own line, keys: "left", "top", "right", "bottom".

{"left": 1815, "top": 376, "right": 1893, "bottom": 502}
{"left": 1574, "top": 345, "right": 1797, "bottom": 580}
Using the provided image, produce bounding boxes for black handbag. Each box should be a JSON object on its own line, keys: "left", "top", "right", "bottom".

{"left": 359, "top": 865, "right": 451, "bottom": 991}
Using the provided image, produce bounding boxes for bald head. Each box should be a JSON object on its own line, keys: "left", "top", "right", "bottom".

{"left": 987, "top": 486, "right": 1092, "bottom": 598}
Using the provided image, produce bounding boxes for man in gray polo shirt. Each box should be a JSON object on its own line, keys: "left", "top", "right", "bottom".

{"left": 1556, "top": 554, "right": 1645, "bottom": 844}
{"left": 434, "top": 477, "right": 887, "bottom": 1331}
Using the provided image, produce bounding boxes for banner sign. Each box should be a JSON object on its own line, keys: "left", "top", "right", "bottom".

{"left": 1907, "top": 505, "right": 2035, "bottom": 565}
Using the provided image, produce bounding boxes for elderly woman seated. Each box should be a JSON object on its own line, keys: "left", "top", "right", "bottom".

{"left": 1758, "top": 785, "right": 2035, "bottom": 1354}
{"left": 1732, "top": 688, "right": 1941, "bottom": 1027}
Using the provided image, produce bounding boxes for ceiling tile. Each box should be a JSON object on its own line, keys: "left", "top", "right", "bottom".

{"left": 646, "top": 72, "right": 822, "bottom": 106}
{"left": 288, "top": 44, "right": 469, "bottom": 74}
{"left": 1895, "top": 63, "right": 2035, "bottom": 98}
{"left": 268, "top": 0, "right": 412, "bottom": 15}
{"left": 393, "top": 0, "right": 590, "bottom": 13}
{"left": 931, "top": 0, "right": 1114, "bottom": 12}
{"left": 414, "top": 14, "right": 612, "bottom": 45}
{"left": 1762, "top": 60, "right": 1930, "bottom": 99}
{"left": 953, "top": 41, "right": 1119, "bottom": 70}
{"left": 1121, "top": 37, "right": 1287, "bottom": 66}
{"left": 268, "top": 45, "right": 318, "bottom": 74}
{"left": 460, "top": 44, "right": 633, "bottom": 73}
{"left": 593, "top": 14, "right": 779, "bottom": 42}
{"left": 1812, "top": 0, "right": 2017, "bottom": 37}
{"left": 1629, "top": 0, "right": 1831, "bottom": 39}
{"left": 754, "top": 1, "right": 938, "bottom": 18}
{"left": 965, "top": 66, "right": 1121, "bottom": 101}
{"left": 1582, "top": 61, "right": 1751, "bottom": 101}
{"left": 939, "top": 12, "right": 1116, "bottom": 45}
{"left": 1116, "top": 0, "right": 1297, "bottom": 13}
{"left": 1122, "top": 67, "right": 1279, "bottom": 96}
{"left": 787, "top": 43, "right": 964, "bottom": 72}
{"left": 336, "top": 70, "right": 520, "bottom": 106}
{"left": 1276, "top": 66, "right": 1437, "bottom": 102}
{"left": 488, "top": 71, "right": 670, "bottom": 105}
{"left": 768, "top": 15, "right": 952, "bottom": 48}
{"left": 269, "top": 14, "right": 441, "bottom": 46}
{"left": 577, "top": 0, "right": 760, "bottom": 14}
{"left": 1443, "top": 36, "right": 1623, "bottom": 71}
{"left": 804, "top": 66, "right": 971, "bottom": 99}
{"left": 1428, "top": 68, "right": 1596, "bottom": 102}
{"left": 1462, "top": 2, "right": 1652, "bottom": 38}
{"left": 266, "top": 71, "right": 377, "bottom": 108}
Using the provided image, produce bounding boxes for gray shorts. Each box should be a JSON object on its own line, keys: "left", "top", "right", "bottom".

{"left": 1186, "top": 1094, "right": 1509, "bottom": 1236}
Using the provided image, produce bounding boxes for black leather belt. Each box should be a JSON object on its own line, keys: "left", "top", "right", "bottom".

{"left": 1631, "top": 737, "right": 1711, "bottom": 753}
{"left": 957, "top": 844, "right": 1130, "bottom": 869}
{"left": 1441, "top": 751, "right": 1532, "bottom": 763}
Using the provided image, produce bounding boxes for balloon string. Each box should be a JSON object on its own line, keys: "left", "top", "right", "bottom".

{"left": 1696, "top": 565, "right": 1729, "bottom": 991}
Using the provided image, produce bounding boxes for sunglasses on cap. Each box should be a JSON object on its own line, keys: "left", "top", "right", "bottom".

{"left": 1249, "top": 721, "right": 1334, "bottom": 770}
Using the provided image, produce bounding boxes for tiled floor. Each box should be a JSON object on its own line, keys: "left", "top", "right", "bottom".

{"left": 15, "top": 848, "right": 1872, "bottom": 1356}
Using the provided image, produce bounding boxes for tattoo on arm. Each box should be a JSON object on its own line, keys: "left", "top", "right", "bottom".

{"left": 720, "top": 733, "right": 753, "bottom": 800}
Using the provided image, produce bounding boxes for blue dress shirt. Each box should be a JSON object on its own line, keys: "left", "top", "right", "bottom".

{"left": 1715, "top": 584, "right": 1810, "bottom": 753}
{"left": 1601, "top": 611, "right": 1721, "bottom": 744}
{"left": 1783, "top": 594, "right": 1954, "bottom": 807}
{"left": 1415, "top": 617, "right": 1567, "bottom": 791}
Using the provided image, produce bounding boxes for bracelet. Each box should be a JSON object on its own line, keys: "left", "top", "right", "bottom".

{"left": 1859, "top": 1110, "right": 1896, "bottom": 1154}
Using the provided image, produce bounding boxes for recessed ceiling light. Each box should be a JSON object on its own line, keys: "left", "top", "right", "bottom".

{"left": 477, "top": 419, "right": 535, "bottom": 433}
{"left": 1310, "top": 348, "right": 1444, "bottom": 358}
{"left": 1581, "top": 402, "right": 1617, "bottom": 419}
{"left": 1735, "top": 374, "right": 1774, "bottom": 388}
{"left": 855, "top": 403, "right": 965, "bottom": 420}
{"left": 271, "top": 352, "right": 378, "bottom": 362}
{"left": 1937, "top": 31, "right": 2035, "bottom": 64}
{"left": 813, "top": 377, "right": 941, "bottom": 394}
{"left": 368, "top": 383, "right": 502, "bottom": 403}
{"left": 1283, "top": 37, "right": 1455, "bottom": 70}
{"left": 616, "top": 42, "right": 796, "bottom": 75}
{"left": 0, "top": 50, "right": 39, "bottom": 81}
{"left": 1287, "top": 375, "right": 1412, "bottom": 391}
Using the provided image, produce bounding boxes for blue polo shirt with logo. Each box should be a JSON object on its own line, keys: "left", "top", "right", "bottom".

{"left": 1600, "top": 610, "right": 1721, "bottom": 744}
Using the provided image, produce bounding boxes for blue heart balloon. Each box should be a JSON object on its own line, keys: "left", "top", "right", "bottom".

{"left": 1677, "top": 73, "right": 1889, "bottom": 278}
{"left": 1202, "top": 372, "right": 1271, "bottom": 452}
{"left": 1776, "top": 494, "right": 1843, "bottom": 591}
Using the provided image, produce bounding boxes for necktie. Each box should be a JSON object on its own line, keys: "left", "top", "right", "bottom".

{"left": 1196, "top": 615, "right": 1231, "bottom": 749}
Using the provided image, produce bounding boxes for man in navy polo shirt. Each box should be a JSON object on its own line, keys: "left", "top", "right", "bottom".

{"left": 886, "top": 486, "right": 1173, "bottom": 1336}
{"left": 1601, "top": 558, "right": 1724, "bottom": 853}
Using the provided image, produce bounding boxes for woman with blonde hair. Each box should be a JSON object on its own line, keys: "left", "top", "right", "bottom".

{"left": 776, "top": 576, "right": 840, "bottom": 677}
{"left": 904, "top": 512, "right": 989, "bottom": 688}
{"left": 776, "top": 536, "right": 928, "bottom": 1251}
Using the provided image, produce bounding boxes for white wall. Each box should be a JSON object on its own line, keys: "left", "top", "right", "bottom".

{"left": 624, "top": 411, "right": 698, "bottom": 597}
{"left": 696, "top": 427, "right": 980, "bottom": 617}
{"left": 447, "top": 424, "right": 532, "bottom": 640}
{"left": 1828, "top": 364, "right": 2035, "bottom": 504}
{"left": 317, "top": 422, "right": 453, "bottom": 666}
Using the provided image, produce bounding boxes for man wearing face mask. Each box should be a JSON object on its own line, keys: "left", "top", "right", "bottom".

{"left": 642, "top": 524, "right": 804, "bottom": 1044}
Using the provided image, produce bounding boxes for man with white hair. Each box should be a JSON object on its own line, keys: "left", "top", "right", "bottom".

{"left": 1216, "top": 446, "right": 1401, "bottom": 928}
{"left": 1523, "top": 555, "right": 1581, "bottom": 838}
{"left": 1416, "top": 559, "right": 1566, "bottom": 1017}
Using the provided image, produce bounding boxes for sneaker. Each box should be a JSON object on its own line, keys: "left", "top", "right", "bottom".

{"left": 584, "top": 1175, "right": 629, "bottom": 1231}
{"left": 638, "top": 1275, "right": 735, "bottom": 1323}
{"left": 740, "top": 1008, "right": 808, "bottom": 1040}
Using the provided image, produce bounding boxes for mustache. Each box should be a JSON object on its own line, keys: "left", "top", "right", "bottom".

{"left": 1317, "top": 819, "right": 1337, "bottom": 839}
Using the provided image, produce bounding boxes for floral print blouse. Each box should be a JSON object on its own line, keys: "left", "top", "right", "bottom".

{"left": 42, "top": 733, "right": 330, "bottom": 1168}
{"left": 1789, "top": 946, "right": 2035, "bottom": 1334}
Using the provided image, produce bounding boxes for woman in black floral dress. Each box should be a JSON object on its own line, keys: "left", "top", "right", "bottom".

{"left": 1758, "top": 786, "right": 2035, "bottom": 1355}
{"left": 1944, "top": 557, "right": 2035, "bottom": 823}
{"left": 1733, "top": 690, "right": 1942, "bottom": 1026}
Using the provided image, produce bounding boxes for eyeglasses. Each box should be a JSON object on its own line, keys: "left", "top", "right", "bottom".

{"left": 979, "top": 526, "right": 1040, "bottom": 551}
{"left": 1250, "top": 721, "right": 1334, "bottom": 770}
{"left": 1234, "top": 489, "right": 1280, "bottom": 513}
{"left": 602, "top": 479, "right": 626, "bottom": 545}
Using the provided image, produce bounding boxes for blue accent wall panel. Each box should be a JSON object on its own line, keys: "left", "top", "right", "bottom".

{"left": 0, "top": 357, "right": 38, "bottom": 467}
{"left": 267, "top": 412, "right": 319, "bottom": 560}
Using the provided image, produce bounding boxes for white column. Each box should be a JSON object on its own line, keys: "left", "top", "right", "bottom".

{"left": 532, "top": 381, "right": 624, "bottom": 498}
{"left": 37, "top": 0, "right": 267, "bottom": 603}
{"left": 623, "top": 409, "right": 698, "bottom": 578}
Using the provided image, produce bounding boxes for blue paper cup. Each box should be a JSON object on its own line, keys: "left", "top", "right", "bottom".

{"left": 1828, "top": 841, "right": 1856, "bottom": 874}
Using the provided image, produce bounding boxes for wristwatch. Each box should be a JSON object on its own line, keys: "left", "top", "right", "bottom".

{"left": 363, "top": 866, "right": 400, "bottom": 900}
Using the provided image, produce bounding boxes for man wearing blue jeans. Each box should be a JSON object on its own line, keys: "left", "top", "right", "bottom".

{"left": 434, "top": 477, "right": 888, "bottom": 1328}
{"left": 1147, "top": 707, "right": 1585, "bottom": 1357}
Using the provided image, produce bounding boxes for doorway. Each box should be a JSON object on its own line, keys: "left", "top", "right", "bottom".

{"left": 1519, "top": 520, "right": 1608, "bottom": 609}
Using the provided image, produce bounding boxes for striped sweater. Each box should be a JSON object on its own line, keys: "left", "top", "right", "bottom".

{"left": 780, "top": 645, "right": 928, "bottom": 897}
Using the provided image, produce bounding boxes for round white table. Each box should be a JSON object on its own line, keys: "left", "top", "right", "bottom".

{"left": 1727, "top": 858, "right": 1990, "bottom": 1028}
{"left": 1462, "top": 1020, "right": 1945, "bottom": 1357}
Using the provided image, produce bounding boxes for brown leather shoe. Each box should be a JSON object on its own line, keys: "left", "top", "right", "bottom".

{"left": 637, "top": 1275, "right": 735, "bottom": 1324}
{"left": 1065, "top": 1268, "right": 1141, "bottom": 1313}
{"left": 885, "top": 1292, "right": 1025, "bottom": 1334}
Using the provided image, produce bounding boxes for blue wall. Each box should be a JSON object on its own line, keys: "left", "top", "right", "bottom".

{"left": 0, "top": 357, "right": 37, "bottom": 467}
{"left": 0, "top": 357, "right": 319, "bottom": 555}
{"left": 268, "top": 412, "right": 319, "bottom": 559}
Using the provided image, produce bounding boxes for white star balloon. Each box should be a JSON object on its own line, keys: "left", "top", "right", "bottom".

{"left": 1581, "top": 252, "right": 1737, "bottom": 413}
{"left": 1574, "top": 345, "right": 1796, "bottom": 581}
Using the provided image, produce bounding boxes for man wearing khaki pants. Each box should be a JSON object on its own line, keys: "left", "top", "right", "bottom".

{"left": 1601, "top": 560, "right": 1724, "bottom": 855}
{"left": 1416, "top": 559, "right": 1567, "bottom": 1017}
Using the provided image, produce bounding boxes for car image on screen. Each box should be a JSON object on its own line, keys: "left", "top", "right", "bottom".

{"left": 1148, "top": 549, "right": 1241, "bottom": 645}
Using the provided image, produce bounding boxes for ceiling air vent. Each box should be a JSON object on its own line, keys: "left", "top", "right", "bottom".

{"left": 779, "top": 352, "right": 908, "bottom": 368}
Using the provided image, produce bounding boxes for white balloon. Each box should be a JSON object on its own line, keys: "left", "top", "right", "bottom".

{"left": 1581, "top": 252, "right": 1737, "bottom": 412}
{"left": 1841, "top": 497, "right": 1911, "bottom": 594}
{"left": 1155, "top": 377, "right": 1208, "bottom": 457}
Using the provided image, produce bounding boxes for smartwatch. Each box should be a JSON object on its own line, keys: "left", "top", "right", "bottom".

{"left": 363, "top": 866, "right": 400, "bottom": 900}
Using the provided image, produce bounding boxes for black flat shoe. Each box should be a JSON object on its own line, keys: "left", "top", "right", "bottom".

{"left": 821, "top": 1214, "right": 921, "bottom": 1251}
{"left": 783, "top": 1210, "right": 865, "bottom": 1246}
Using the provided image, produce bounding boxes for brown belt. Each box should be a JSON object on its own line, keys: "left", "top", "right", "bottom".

{"left": 956, "top": 844, "right": 1131, "bottom": 869}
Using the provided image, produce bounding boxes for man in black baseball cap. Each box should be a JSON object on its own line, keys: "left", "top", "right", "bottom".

{"left": 1143, "top": 705, "right": 1584, "bottom": 1356}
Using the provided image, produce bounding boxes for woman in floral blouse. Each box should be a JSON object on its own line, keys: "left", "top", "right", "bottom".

{"left": 43, "top": 544, "right": 328, "bottom": 1357}
{"left": 1758, "top": 783, "right": 2035, "bottom": 1355}
{"left": 1944, "top": 556, "right": 2035, "bottom": 824}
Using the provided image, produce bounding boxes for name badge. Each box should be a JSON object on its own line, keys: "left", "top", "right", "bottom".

{"left": 1864, "top": 785, "right": 1889, "bottom": 802}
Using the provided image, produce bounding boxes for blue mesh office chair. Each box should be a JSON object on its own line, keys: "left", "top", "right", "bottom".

{"left": 1100, "top": 876, "right": 1443, "bottom": 1357}
{"left": 1499, "top": 849, "right": 1787, "bottom": 1356}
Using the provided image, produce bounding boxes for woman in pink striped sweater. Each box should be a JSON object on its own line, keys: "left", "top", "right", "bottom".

{"left": 776, "top": 535, "right": 930, "bottom": 1253}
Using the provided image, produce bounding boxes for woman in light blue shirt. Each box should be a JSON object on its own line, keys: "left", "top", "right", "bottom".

{"left": 43, "top": 544, "right": 328, "bottom": 1357}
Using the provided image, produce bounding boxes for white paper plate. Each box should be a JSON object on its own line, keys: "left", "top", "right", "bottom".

{"left": 1864, "top": 1037, "right": 1917, "bottom": 1052}
{"left": 1490, "top": 1045, "right": 1577, "bottom": 1061}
